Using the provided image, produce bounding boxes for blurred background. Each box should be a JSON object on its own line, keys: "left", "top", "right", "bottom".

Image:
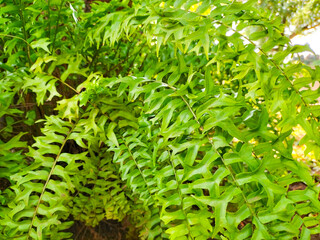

{"left": 259, "top": 0, "right": 320, "bottom": 64}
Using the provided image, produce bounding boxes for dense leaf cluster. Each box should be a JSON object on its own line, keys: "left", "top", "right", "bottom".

{"left": 1, "top": 0, "right": 320, "bottom": 239}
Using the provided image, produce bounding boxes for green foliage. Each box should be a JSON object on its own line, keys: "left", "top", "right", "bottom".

{"left": 1, "top": 0, "right": 320, "bottom": 239}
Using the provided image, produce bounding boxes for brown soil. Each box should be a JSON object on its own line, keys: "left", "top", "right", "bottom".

{"left": 69, "top": 219, "right": 136, "bottom": 240}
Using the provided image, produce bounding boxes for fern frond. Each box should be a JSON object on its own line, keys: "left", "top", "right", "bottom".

{"left": 72, "top": 149, "right": 131, "bottom": 226}
{"left": 0, "top": 115, "right": 87, "bottom": 239}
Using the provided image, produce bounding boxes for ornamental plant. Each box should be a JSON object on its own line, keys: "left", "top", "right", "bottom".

{"left": 1, "top": 0, "right": 320, "bottom": 239}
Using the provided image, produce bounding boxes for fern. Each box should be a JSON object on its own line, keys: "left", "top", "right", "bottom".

{"left": 1, "top": 0, "right": 320, "bottom": 239}
{"left": 1, "top": 115, "right": 83, "bottom": 239}
{"left": 72, "top": 149, "right": 131, "bottom": 226}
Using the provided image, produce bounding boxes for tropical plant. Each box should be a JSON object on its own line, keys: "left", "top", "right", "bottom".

{"left": 1, "top": 0, "right": 320, "bottom": 239}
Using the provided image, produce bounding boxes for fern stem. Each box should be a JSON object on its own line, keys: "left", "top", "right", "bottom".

{"left": 220, "top": 22, "right": 309, "bottom": 107}
{"left": 89, "top": 47, "right": 100, "bottom": 70}
{"left": 17, "top": 0, "right": 32, "bottom": 66}
{"left": 183, "top": 93, "right": 277, "bottom": 236}
{"left": 47, "top": 0, "right": 51, "bottom": 39}
{"left": 55, "top": 77, "right": 80, "bottom": 94}
{"left": 0, "top": 33, "right": 31, "bottom": 46}
{"left": 0, "top": 120, "right": 24, "bottom": 133}
{"left": 168, "top": 155, "right": 194, "bottom": 240}
{"left": 182, "top": 95, "right": 264, "bottom": 231}
{"left": 126, "top": 41, "right": 147, "bottom": 75}
{"left": 27, "top": 121, "right": 78, "bottom": 238}
{"left": 120, "top": 135, "right": 156, "bottom": 205}
{"left": 138, "top": 53, "right": 149, "bottom": 71}
{"left": 160, "top": 79, "right": 269, "bottom": 235}
{"left": 180, "top": 6, "right": 318, "bottom": 124}
{"left": 52, "top": 0, "right": 65, "bottom": 52}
